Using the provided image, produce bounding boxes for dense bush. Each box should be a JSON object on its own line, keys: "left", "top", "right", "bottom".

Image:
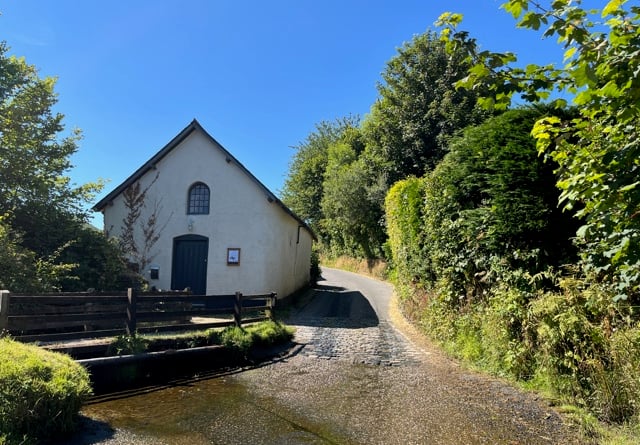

{"left": 385, "top": 177, "right": 427, "bottom": 284}
{"left": 387, "top": 107, "right": 579, "bottom": 303}
{"left": 528, "top": 279, "right": 640, "bottom": 424}
{"left": 0, "top": 338, "right": 92, "bottom": 444}
{"left": 411, "top": 274, "right": 640, "bottom": 425}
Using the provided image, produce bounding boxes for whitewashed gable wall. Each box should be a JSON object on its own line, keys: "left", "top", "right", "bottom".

{"left": 103, "top": 129, "right": 312, "bottom": 297}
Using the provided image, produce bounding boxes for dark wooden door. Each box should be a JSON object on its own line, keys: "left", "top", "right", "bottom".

{"left": 171, "top": 235, "right": 208, "bottom": 295}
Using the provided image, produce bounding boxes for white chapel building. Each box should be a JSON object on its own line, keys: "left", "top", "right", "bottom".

{"left": 93, "top": 119, "right": 315, "bottom": 299}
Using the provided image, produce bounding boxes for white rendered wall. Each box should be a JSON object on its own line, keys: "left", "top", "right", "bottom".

{"left": 101, "top": 129, "right": 312, "bottom": 298}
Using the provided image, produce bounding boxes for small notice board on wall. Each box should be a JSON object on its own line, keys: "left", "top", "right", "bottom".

{"left": 227, "top": 248, "right": 240, "bottom": 265}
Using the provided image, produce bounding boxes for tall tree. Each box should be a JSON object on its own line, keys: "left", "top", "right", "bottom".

{"left": 281, "top": 116, "right": 360, "bottom": 237}
{"left": 363, "top": 30, "right": 488, "bottom": 187}
{"left": 0, "top": 42, "right": 126, "bottom": 291}
{"left": 0, "top": 42, "right": 100, "bottom": 253}
{"left": 320, "top": 128, "right": 386, "bottom": 258}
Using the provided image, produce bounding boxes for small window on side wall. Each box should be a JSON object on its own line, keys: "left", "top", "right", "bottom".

{"left": 187, "top": 182, "right": 210, "bottom": 214}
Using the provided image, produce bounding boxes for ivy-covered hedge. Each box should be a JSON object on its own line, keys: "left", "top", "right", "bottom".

{"left": 0, "top": 338, "right": 92, "bottom": 444}
{"left": 385, "top": 176, "right": 427, "bottom": 284}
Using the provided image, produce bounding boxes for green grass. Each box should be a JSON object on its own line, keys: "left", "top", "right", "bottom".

{"left": 220, "top": 321, "right": 295, "bottom": 356}
{"left": 0, "top": 337, "right": 92, "bottom": 445}
{"left": 107, "top": 320, "right": 295, "bottom": 357}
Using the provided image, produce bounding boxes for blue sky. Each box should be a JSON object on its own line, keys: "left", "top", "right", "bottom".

{"left": 2, "top": 1, "right": 564, "bottom": 227}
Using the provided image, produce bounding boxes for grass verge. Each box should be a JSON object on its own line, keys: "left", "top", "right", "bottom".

{"left": 320, "top": 255, "right": 388, "bottom": 281}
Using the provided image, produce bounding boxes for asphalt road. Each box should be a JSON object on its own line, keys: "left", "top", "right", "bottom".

{"left": 304, "top": 267, "right": 394, "bottom": 319}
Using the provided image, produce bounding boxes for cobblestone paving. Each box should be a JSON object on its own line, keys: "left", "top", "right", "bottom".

{"left": 290, "top": 317, "right": 424, "bottom": 366}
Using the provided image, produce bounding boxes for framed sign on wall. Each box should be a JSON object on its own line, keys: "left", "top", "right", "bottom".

{"left": 227, "top": 248, "right": 240, "bottom": 265}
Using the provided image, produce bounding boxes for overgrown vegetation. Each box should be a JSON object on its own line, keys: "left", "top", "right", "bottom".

{"left": 284, "top": 1, "right": 640, "bottom": 440}
{"left": 219, "top": 323, "right": 294, "bottom": 356}
{"left": 0, "top": 338, "right": 92, "bottom": 445}
{"left": 108, "top": 333, "right": 150, "bottom": 355}
{"left": 282, "top": 31, "right": 487, "bottom": 260}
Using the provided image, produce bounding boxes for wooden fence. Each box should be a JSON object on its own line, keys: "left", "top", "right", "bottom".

{"left": 0, "top": 289, "right": 276, "bottom": 343}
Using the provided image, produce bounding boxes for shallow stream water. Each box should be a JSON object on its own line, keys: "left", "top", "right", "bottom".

{"left": 81, "top": 369, "right": 338, "bottom": 445}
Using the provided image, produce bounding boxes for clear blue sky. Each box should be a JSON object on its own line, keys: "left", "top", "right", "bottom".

{"left": 2, "top": 1, "right": 563, "bottom": 227}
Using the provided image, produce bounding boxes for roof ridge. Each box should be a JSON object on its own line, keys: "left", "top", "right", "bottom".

{"left": 92, "top": 120, "right": 316, "bottom": 240}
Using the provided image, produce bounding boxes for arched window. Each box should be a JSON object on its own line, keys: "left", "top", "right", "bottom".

{"left": 187, "top": 182, "right": 210, "bottom": 214}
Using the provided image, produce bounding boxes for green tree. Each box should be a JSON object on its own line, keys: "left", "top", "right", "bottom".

{"left": 421, "top": 108, "right": 578, "bottom": 302}
{"left": 321, "top": 128, "right": 386, "bottom": 258}
{"left": 0, "top": 215, "right": 37, "bottom": 291}
{"left": 281, "top": 116, "right": 360, "bottom": 237}
{"left": 363, "top": 30, "right": 488, "bottom": 187}
{"left": 0, "top": 43, "right": 99, "bottom": 251}
{"left": 437, "top": 1, "right": 640, "bottom": 301}
{"left": 57, "top": 225, "right": 141, "bottom": 292}
{"left": 0, "top": 42, "right": 128, "bottom": 291}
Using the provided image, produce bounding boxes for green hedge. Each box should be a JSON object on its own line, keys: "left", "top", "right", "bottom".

{"left": 0, "top": 338, "right": 92, "bottom": 444}
{"left": 385, "top": 106, "right": 640, "bottom": 429}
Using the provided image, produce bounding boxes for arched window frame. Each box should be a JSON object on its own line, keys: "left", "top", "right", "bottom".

{"left": 187, "top": 182, "right": 210, "bottom": 215}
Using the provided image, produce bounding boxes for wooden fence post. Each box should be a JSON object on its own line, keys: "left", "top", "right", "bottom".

{"left": 234, "top": 292, "right": 242, "bottom": 327}
{"left": 126, "top": 288, "right": 138, "bottom": 335}
{"left": 266, "top": 292, "right": 276, "bottom": 321}
{"left": 0, "top": 291, "right": 9, "bottom": 331}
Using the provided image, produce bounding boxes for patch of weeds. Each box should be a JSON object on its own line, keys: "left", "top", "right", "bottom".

{"left": 557, "top": 405, "right": 601, "bottom": 443}
{"left": 108, "top": 333, "right": 149, "bottom": 355}
{"left": 245, "top": 320, "right": 295, "bottom": 347}
{"left": 219, "top": 321, "right": 295, "bottom": 356}
{"left": 220, "top": 326, "right": 253, "bottom": 356}
{"left": 205, "top": 328, "right": 222, "bottom": 345}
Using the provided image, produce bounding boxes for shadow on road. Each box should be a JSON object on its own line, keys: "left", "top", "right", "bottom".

{"left": 290, "top": 282, "right": 379, "bottom": 329}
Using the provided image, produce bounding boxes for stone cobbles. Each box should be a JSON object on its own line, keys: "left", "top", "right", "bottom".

{"left": 290, "top": 317, "right": 423, "bottom": 366}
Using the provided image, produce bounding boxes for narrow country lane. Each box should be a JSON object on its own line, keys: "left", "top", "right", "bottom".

{"left": 233, "top": 267, "right": 580, "bottom": 444}
{"left": 74, "top": 267, "right": 580, "bottom": 445}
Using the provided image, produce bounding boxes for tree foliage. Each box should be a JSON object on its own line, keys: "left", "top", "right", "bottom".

{"left": 363, "top": 30, "right": 488, "bottom": 186}
{"left": 0, "top": 42, "right": 128, "bottom": 291}
{"left": 283, "top": 29, "right": 488, "bottom": 259}
{"left": 388, "top": 108, "right": 578, "bottom": 301}
{"left": 437, "top": 1, "right": 640, "bottom": 301}
{"left": 321, "top": 128, "right": 386, "bottom": 258}
{"left": 281, "top": 116, "right": 360, "bottom": 236}
{"left": 384, "top": 176, "right": 426, "bottom": 283}
{"left": 0, "top": 43, "right": 99, "bottom": 250}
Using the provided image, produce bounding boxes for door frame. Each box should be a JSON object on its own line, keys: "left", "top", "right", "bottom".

{"left": 171, "top": 234, "right": 209, "bottom": 294}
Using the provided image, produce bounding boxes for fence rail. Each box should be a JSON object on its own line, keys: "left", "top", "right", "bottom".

{"left": 0, "top": 289, "right": 276, "bottom": 343}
